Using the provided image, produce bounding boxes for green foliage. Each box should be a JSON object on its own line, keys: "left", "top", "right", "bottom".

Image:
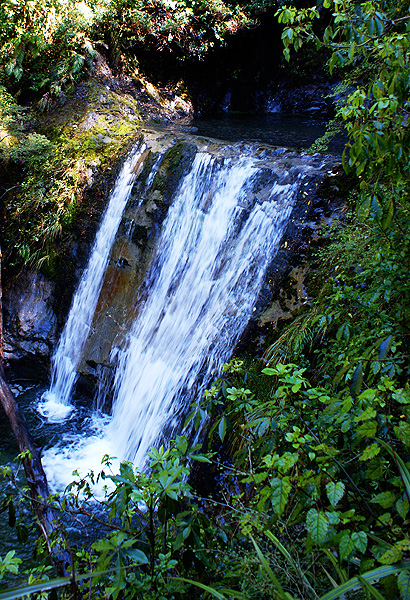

{"left": 0, "top": 552, "right": 21, "bottom": 581}
{"left": 276, "top": 0, "right": 410, "bottom": 227}
{"left": 0, "top": 0, "right": 96, "bottom": 104}
{"left": 94, "top": 0, "right": 255, "bottom": 62}
{"left": 3, "top": 2, "right": 410, "bottom": 599}
{"left": 0, "top": 0, "right": 256, "bottom": 105}
{"left": 182, "top": 192, "right": 410, "bottom": 593}
{"left": 0, "top": 78, "right": 144, "bottom": 274}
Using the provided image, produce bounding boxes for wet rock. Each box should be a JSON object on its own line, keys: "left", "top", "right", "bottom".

{"left": 234, "top": 167, "right": 345, "bottom": 359}
{"left": 3, "top": 271, "right": 58, "bottom": 379}
{"left": 260, "top": 82, "right": 337, "bottom": 117}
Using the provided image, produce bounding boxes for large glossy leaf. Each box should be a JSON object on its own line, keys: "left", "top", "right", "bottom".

{"left": 270, "top": 477, "right": 291, "bottom": 516}
{"left": 306, "top": 509, "right": 329, "bottom": 545}
{"left": 398, "top": 570, "right": 410, "bottom": 600}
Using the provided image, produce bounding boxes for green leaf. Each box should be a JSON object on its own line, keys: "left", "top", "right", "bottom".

{"left": 396, "top": 495, "right": 410, "bottom": 519}
{"left": 378, "top": 545, "right": 403, "bottom": 565}
{"left": 381, "top": 198, "right": 395, "bottom": 229}
{"left": 352, "top": 531, "right": 368, "bottom": 553}
{"left": 218, "top": 416, "right": 227, "bottom": 442}
{"left": 191, "top": 454, "right": 212, "bottom": 463}
{"left": 306, "top": 509, "right": 330, "bottom": 545}
{"left": 371, "top": 195, "right": 383, "bottom": 223}
{"left": 349, "top": 363, "right": 363, "bottom": 397}
{"left": 378, "top": 337, "right": 393, "bottom": 362}
{"left": 123, "top": 549, "right": 148, "bottom": 563}
{"left": 394, "top": 423, "right": 410, "bottom": 447}
{"left": 270, "top": 477, "right": 291, "bottom": 516}
{"left": 336, "top": 324, "right": 350, "bottom": 342}
{"left": 319, "top": 563, "right": 410, "bottom": 600}
{"left": 339, "top": 533, "right": 355, "bottom": 561}
{"left": 241, "top": 472, "right": 268, "bottom": 484}
{"left": 393, "top": 389, "right": 410, "bottom": 405}
{"left": 275, "top": 452, "right": 299, "bottom": 474}
{"left": 398, "top": 570, "right": 410, "bottom": 600}
{"left": 371, "top": 491, "right": 396, "bottom": 508}
{"left": 329, "top": 52, "right": 338, "bottom": 75}
{"left": 354, "top": 407, "right": 377, "bottom": 423}
{"left": 357, "top": 420, "right": 377, "bottom": 438}
{"left": 326, "top": 481, "right": 345, "bottom": 506}
{"left": 375, "top": 16, "right": 384, "bottom": 36}
{"left": 262, "top": 367, "right": 276, "bottom": 376}
{"left": 368, "top": 18, "right": 377, "bottom": 36}
{"left": 359, "top": 443, "right": 380, "bottom": 461}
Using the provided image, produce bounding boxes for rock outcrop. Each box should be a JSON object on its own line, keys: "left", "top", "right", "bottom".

{"left": 4, "top": 271, "right": 58, "bottom": 379}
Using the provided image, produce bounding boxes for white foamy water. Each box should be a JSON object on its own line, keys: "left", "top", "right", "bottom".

{"left": 41, "top": 148, "right": 304, "bottom": 489}
{"left": 39, "top": 143, "right": 147, "bottom": 422}
{"left": 41, "top": 411, "right": 120, "bottom": 496}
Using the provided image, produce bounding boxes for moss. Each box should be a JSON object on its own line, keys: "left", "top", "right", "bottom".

{"left": 151, "top": 141, "right": 196, "bottom": 202}
{"left": 3, "top": 78, "right": 145, "bottom": 280}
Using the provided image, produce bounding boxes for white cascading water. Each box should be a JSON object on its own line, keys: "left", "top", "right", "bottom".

{"left": 108, "top": 152, "right": 299, "bottom": 465}
{"left": 41, "top": 143, "right": 308, "bottom": 490}
{"left": 39, "top": 142, "right": 147, "bottom": 422}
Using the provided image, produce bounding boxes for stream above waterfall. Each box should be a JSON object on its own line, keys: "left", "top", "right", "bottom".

{"left": 173, "top": 114, "right": 344, "bottom": 154}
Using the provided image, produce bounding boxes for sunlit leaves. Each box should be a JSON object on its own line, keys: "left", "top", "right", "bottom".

{"left": 359, "top": 443, "right": 380, "bottom": 461}
{"left": 378, "top": 545, "right": 403, "bottom": 565}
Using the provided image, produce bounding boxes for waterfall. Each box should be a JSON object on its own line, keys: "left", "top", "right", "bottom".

{"left": 108, "top": 152, "right": 299, "bottom": 465}
{"left": 40, "top": 135, "right": 328, "bottom": 490}
{"left": 39, "top": 142, "right": 148, "bottom": 421}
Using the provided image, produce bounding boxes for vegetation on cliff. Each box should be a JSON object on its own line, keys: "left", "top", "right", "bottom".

{"left": 1, "top": 0, "right": 410, "bottom": 598}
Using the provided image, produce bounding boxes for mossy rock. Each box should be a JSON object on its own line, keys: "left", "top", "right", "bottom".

{"left": 151, "top": 141, "right": 196, "bottom": 203}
